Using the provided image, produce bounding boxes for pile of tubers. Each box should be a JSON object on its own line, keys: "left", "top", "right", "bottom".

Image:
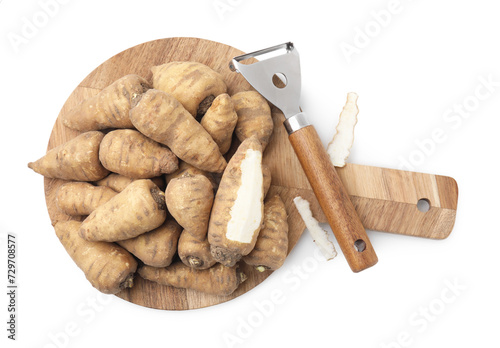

{"left": 29, "top": 62, "right": 289, "bottom": 297}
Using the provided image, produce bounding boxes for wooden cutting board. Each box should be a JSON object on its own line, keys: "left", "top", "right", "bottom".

{"left": 43, "top": 37, "right": 458, "bottom": 310}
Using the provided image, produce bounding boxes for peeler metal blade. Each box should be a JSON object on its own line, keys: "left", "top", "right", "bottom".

{"left": 229, "top": 42, "right": 302, "bottom": 119}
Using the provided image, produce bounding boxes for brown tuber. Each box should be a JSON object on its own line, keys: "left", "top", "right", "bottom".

{"left": 151, "top": 62, "right": 227, "bottom": 118}
{"left": 61, "top": 74, "right": 150, "bottom": 131}
{"left": 232, "top": 91, "right": 274, "bottom": 150}
{"left": 79, "top": 179, "right": 167, "bottom": 242}
{"left": 54, "top": 220, "right": 137, "bottom": 294}
{"left": 138, "top": 262, "right": 246, "bottom": 296}
{"left": 166, "top": 174, "right": 215, "bottom": 269}
{"left": 56, "top": 182, "right": 117, "bottom": 216}
{"left": 28, "top": 131, "right": 109, "bottom": 181}
{"left": 262, "top": 164, "right": 272, "bottom": 198}
{"left": 200, "top": 93, "right": 238, "bottom": 155}
{"left": 243, "top": 195, "right": 289, "bottom": 272}
{"left": 95, "top": 173, "right": 165, "bottom": 192}
{"left": 130, "top": 89, "right": 227, "bottom": 173}
{"left": 118, "top": 219, "right": 182, "bottom": 268}
{"left": 165, "top": 161, "right": 216, "bottom": 190}
{"left": 99, "top": 129, "right": 178, "bottom": 179}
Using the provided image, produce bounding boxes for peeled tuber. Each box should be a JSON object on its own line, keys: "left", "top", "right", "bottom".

{"left": 208, "top": 136, "right": 265, "bottom": 267}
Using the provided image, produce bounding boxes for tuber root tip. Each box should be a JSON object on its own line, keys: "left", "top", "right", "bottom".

{"left": 236, "top": 266, "right": 247, "bottom": 285}
{"left": 130, "top": 92, "right": 145, "bottom": 109}
{"left": 187, "top": 256, "right": 203, "bottom": 268}
{"left": 119, "top": 273, "right": 135, "bottom": 290}
{"left": 255, "top": 266, "right": 270, "bottom": 273}
{"left": 150, "top": 187, "right": 167, "bottom": 211}
{"left": 196, "top": 95, "right": 216, "bottom": 120}
{"left": 210, "top": 246, "right": 240, "bottom": 267}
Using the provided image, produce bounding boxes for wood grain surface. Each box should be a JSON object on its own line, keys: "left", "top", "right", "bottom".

{"left": 42, "top": 37, "right": 458, "bottom": 310}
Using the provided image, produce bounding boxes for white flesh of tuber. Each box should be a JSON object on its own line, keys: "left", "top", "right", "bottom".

{"left": 293, "top": 196, "right": 337, "bottom": 261}
{"left": 226, "top": 149, "right": 263, "bottom": 243}
{"left": 327, "top": 92, "right": 359, "bottom": 167}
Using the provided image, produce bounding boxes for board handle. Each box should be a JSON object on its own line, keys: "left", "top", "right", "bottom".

{"left": 288, "top": 124, "right": 378, "bottom": 272}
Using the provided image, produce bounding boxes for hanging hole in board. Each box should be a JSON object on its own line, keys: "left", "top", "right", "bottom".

{"left": 272, "top": 73, "right": 287, "bottom": 88}
{"left": 354, "top": 239, "right": 366, "bottom": 252}
{"left": 417, "top": 198, "right": 431, "bottom": 213}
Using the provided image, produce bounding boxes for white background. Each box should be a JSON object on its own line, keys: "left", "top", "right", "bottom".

{"left": 1, "top": 0, "right": 499, "bottom": 347}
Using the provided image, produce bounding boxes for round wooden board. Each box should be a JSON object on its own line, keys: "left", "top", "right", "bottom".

{"left": 44, "top": 37, "right": 313, "bottom": 310}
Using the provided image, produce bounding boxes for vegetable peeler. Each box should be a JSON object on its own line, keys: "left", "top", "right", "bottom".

{"left": 230, "top": 42, "right": 378, "bottom": 272}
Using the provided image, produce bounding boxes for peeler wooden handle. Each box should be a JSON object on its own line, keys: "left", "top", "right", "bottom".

{"left": 288, "top": 123, "right": 378, "bottom": 272}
